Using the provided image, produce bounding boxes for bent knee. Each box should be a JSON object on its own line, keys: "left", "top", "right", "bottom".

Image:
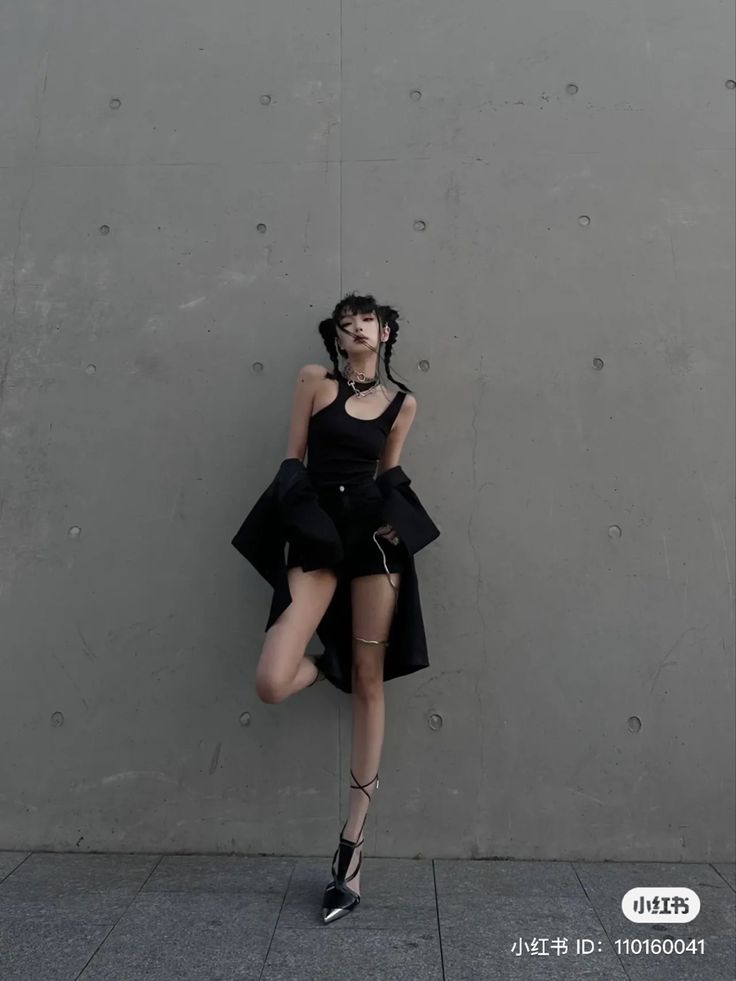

{"left": 254, "top": 674, "right": 289, "bottom": 704}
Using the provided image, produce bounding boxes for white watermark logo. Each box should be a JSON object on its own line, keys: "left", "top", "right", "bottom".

{"left": 622, "top": 887, "right": 700, "bottom": 923}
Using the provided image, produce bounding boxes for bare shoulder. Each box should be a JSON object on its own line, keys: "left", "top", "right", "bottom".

{"left": 295, "top": 363, "right": 332, "bottom": 396}
{"left": 398, "top": 390, "right": 417, "bottom": 412}
{"left": 391, "top": 390, "right": 417, "bottom": 429}
{"left": 300, "top": 363, "right": 331, "bottom": 380}
{"left": 382, "top": 383, "right": 415, "bottom": 401}
{"left": 381, "top": 384, "right": 415, "bottom": 404}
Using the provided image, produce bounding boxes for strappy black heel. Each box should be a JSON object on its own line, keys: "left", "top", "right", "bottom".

{"left": 321, "top": 768, "right": 379, "bottom": 923}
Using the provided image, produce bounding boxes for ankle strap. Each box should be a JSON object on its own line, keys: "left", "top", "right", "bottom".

{"left": 349, "top": 768, "right": 379, "bottom": 804}
{"left": 338, "top": 770, "right": 379, "bottom": 848}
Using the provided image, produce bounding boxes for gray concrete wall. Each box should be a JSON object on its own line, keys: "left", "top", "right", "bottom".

{"left": 1, "top": 0, "right": 733, "bottom": 860}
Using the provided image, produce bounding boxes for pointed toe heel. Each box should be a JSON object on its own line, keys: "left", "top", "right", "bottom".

{"left": 321, "top": 877, "right": 361, "bottom": 923}
{"left": 320, "top": 769, "right": 379, "bottom": 924}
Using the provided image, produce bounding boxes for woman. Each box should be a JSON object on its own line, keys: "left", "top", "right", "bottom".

{"left": 235, "top": 292, "right": 439, "bottom": 923}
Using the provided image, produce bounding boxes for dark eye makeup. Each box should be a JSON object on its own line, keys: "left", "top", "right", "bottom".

{"left": 340, "top": 314, "right": 374, "bottom": 326}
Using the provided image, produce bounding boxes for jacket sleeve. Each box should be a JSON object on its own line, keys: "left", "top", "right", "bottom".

{"left": 231, "top": 457, "right": 344, "bottom": 580}
{"left": 275, "top": 459, "right": 344, "bottom": 569}
{"left": 230, "top": 475, "right": 281, "bottom": 587}
{"left": 374, "top": 466, "right": 441, "bottom": 555}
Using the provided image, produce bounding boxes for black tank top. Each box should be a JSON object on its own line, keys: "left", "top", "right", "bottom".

{"left": 306, "top": 370, "right": 407, "bottom": 489}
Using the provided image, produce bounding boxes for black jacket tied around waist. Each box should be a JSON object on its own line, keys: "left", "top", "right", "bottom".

{"left": 231, "top": 458, "right": 441, "bottom": 694}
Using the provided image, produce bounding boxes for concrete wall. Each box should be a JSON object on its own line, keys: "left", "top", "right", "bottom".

{"left": 1, "top": 0, "right": 733, "bottom": 860}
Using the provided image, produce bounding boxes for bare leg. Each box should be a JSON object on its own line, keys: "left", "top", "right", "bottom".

{"left": 339, "top": 570, "right": 399, "bottom": 897}
{"left": 342, "top": 662, "right": 385, "bottom": 897}
{"left": 254, "top": 565, "right": 337, "bottom": 704}
{"left": 320, "top": 570, "right": 400, "bottom": 923}
{"left": 278, "top": 655, "right": 321, "bottom": 699}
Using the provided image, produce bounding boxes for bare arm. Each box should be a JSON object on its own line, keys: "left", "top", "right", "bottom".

{"left": 284, "top": 364, "right": 324, "bottom": 462}
{"left": 376, "top": 393, "right": 417, "bottom": 475}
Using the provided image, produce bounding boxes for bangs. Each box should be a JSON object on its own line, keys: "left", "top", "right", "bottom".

{"left": 335, "top": 294, "right": 379, "bottom": 321}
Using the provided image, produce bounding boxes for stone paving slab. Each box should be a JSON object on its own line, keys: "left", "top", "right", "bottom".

{"left": 714, "top": 862, "right": 735, "bottom": 890}
{"left": 573, "top": 861, "right": 736, "bottom": 981}
{"left": 0, "top": 852, "right": 732, "bottom": 981}
{"left": 0, "top": 852, "right": 29, "bottom": 881}
{"left": 434, "top": 859, "right": 626, "bottom": 980}
{"left": 277, "top": 856, "right": 438, "bottom": 930}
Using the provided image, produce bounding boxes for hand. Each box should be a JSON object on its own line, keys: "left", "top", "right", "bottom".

{"left": 375, "top": 524, "right": 400, "bottom": 545}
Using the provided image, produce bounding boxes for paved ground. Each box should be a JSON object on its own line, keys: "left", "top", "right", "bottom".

{"left": 0, "top": 851, "right": 733, "bottom": 980}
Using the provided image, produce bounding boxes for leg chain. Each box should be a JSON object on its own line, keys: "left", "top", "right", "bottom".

{"left": 351, "top": 531, "right": 400, "bottom": 646}
{"left": 371, "top": 528, "right": 400, "bottom": 611}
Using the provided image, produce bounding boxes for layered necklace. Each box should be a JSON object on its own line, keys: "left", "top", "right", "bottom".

{"left": 341, "top": 364, "right": 382, "bottom": 399}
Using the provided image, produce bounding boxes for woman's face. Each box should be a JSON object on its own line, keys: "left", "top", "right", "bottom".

{"left": 336, "top": 309, "right": 387, "bottom": 354}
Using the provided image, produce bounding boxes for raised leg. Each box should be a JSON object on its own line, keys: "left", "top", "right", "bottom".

{"left": 254, "top": 565, "right": 337, "bottom": 703}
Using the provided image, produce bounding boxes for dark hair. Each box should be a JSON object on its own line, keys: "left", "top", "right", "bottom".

{"left": 317, "top": 292, "right": 413, "bottom": 394}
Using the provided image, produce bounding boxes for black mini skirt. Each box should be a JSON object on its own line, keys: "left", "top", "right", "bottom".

{"left": 285, "top": 480, "right": 406, "bottom": 580}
